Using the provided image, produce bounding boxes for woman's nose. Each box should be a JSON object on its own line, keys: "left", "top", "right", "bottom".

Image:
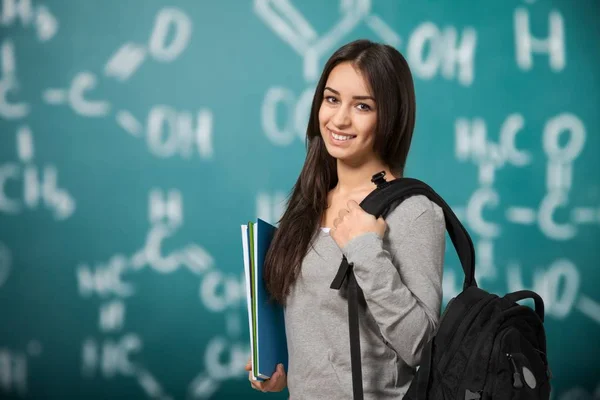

{"left": 332, "top": 105, "right": 351, "bottom": 128}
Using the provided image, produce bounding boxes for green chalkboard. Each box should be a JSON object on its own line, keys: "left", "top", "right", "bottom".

{"left": 0, "top": 0, "right": 599, "bottom": 399}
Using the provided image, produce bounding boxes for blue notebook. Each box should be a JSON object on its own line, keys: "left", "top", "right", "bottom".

{"left": 241, "top": 218, "right": 288, "bottom": 381}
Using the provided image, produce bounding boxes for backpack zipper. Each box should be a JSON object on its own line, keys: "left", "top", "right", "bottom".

{"left": 506, "top": 353, "right": 524, "bottom": 389}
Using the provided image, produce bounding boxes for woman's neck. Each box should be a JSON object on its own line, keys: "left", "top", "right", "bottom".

{"left": 333, "top": 159, "right": 396, "bottom": 197}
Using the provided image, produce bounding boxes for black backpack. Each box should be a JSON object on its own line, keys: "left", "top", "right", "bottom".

{"left": 329, "top": 172, "right": 552, "bottom": 400}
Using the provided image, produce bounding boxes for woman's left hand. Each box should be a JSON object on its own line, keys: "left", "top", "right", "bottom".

{"left": 330, "top": 200, "right": 387, "bottom": 248}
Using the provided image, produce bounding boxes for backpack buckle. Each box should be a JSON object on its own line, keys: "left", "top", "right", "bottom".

{"left": 371, "top": 171, "right": 388, "bottom": 188}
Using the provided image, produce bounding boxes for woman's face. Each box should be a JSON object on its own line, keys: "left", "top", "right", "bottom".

{"left": 318, "top": 62, "right": 378, "bottom": 165}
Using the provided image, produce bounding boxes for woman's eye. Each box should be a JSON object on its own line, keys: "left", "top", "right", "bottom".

{"left": 357, "top": 103, "right": 371, "bottom": 111}
{"left": 325, "top": 96, "right": 338, "bottom": 103}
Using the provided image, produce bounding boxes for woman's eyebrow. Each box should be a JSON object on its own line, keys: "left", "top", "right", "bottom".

{"left": 324, "top": 86, "right": 375, "bottom": 101}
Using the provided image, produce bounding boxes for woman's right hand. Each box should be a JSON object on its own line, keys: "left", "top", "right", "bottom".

{"left": 245, "top": 357, "right": 287, "bottom": 392}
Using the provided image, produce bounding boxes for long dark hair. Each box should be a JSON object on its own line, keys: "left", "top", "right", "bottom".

{"left": 264, "top": 39, "right": 416, "bottom": 305}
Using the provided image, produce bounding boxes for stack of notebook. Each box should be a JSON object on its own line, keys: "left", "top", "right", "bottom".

{"left": 240, "top": 218, "right": 288, "bottom": 381}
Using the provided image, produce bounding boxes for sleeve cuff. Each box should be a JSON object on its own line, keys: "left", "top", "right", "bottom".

{"left": 341, "top": 232, "right": 384, "bottom": 267}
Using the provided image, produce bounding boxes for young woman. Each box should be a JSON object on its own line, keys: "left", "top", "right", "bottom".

{"left": 245, "top": 39, "right": 446, "bottom": 399}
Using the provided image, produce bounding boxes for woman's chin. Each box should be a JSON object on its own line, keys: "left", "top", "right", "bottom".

{"left": 324, "top": 147, "right": 346, "bottom": 160}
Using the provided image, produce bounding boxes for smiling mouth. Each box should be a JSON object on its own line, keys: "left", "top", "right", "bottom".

{"left": 328, "top": 128, "right": 356, "bottom": 141}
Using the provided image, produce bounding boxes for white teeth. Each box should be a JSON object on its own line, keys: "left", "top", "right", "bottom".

{"left": 331, "top": 130, "right": 354, "bottom": 141}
